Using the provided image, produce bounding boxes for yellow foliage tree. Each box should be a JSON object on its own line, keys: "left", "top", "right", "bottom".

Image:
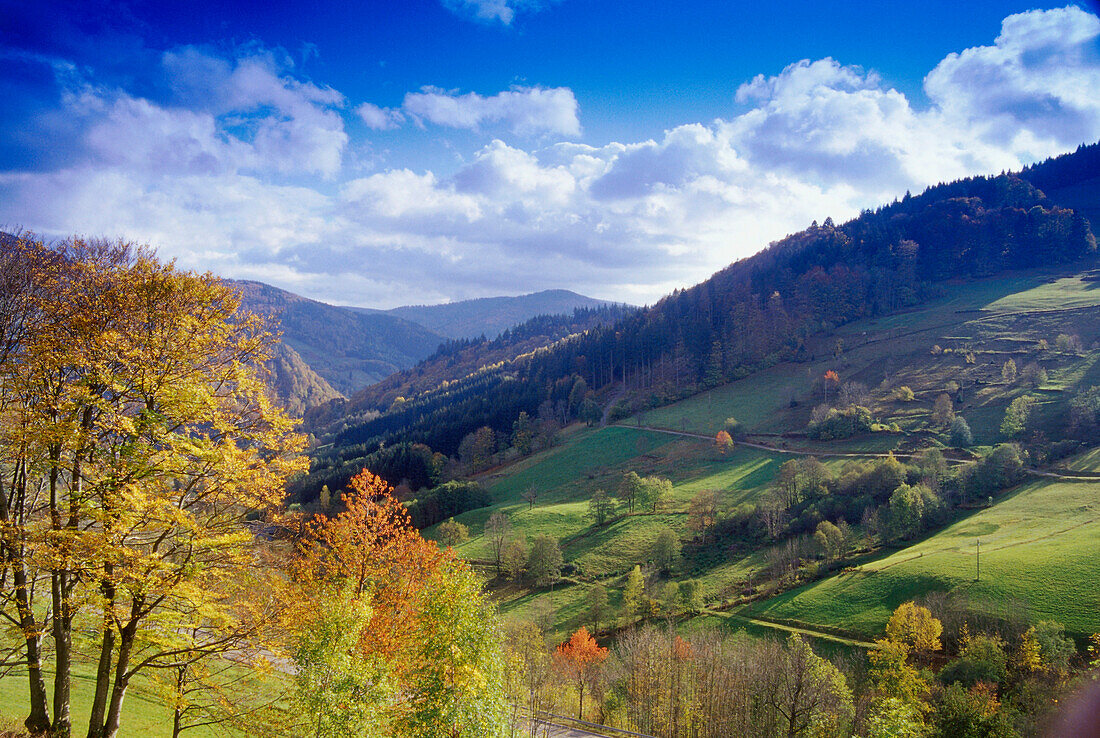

{"left": 886, "top": 601, "right": 943, "bottom": 655}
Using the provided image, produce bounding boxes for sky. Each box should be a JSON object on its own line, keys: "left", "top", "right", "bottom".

{"left": 1, "top": 1, "right": 1099, "bottom": 308}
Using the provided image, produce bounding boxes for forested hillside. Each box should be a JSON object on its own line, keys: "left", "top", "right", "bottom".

{"left": 386, "top": 288, "right": 617, "bottom": 340}
{"left": 307, "top": 145, "right": 1098, "bottom": 476}
{"left": 232, "top": 279, "right": 445, "bottom": 396}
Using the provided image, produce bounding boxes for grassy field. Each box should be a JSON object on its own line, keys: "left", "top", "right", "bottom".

{"left": 0, "top": 656, "right": 285, "bottom": 737}
{"left": 459, "top": 267, "right": 1100, "bottom": 645}
{"left": 743, "top": 475, "right": 1100, "bottom": 639}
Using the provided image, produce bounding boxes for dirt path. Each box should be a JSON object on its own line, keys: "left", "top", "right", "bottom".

{"left": 702, "top": 609, "right": 876, "bottom": 649}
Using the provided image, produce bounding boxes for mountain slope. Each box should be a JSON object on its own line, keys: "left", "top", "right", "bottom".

{"left": 309, "top": 144, "right": 1098, "bottom": 462}
{"left": 267, "top": 342, "right": 344, "bottom": 416}
{"left": 386, "top": 289, "right": 616, "bottom": 340}
{"left": 231, "top": 280, "right": 445, "bottom": 397}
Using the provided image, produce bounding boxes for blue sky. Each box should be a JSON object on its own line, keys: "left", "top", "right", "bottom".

{"left": 2, "top": 1, "right": 1099, "bottom": 306}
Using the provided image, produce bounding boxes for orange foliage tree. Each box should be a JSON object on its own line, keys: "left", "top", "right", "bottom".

{"left": 715, "top": 430, "right": 733, "bottom": 453}
{"left": 295, "top": 470, "right": 506, "bottom": 735}
{"left": 554, "top": 627, "right": 609, "bottom": 721}
{"left": 823, "top": 370, "right": 839, "bottom": 404}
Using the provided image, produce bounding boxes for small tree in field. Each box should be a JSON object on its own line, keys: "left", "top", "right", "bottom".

{"left": 527, "top": 535, "right": 563, "bottom": 587}
{"left": 823, "top": 370, "right": 839, "bottom": 404}
{"left": 437, "top": 518, "right": 469, "bottom": 548}
{"left": 931, "top": 393, "right": 954, "bottom": 427}
{"left": 715, "top": 430, "right": 733, "bottom": 453}
{"left": 587, "top": 489, "right": 616, "bottom": 526}
{"left": 950, "top": 416, "right": 974, "bottom": 447}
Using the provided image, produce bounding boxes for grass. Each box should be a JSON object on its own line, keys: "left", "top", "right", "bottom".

{"left": 446, "top": 266, "right": 1100, "bottom": 645}
{"left": 0, "top": 656, "right": 283, "bottom": 737}
{"left": 743, "top": 477, "right": 1100, "bottom": 639}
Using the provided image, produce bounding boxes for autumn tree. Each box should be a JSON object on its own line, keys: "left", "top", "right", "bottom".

{"left": 770, "top": 634, "right": 853, "bottom": 738}
{"left": 554, "top": 627, "right": 608, "bottom": 721}
{"left": 715, "top": 430, "right": 733, "bottom": 453}
{"left": 813, "top": 520, "right": 846, "bottom": 560}
{"left": 823, "top": 370, "right": 839, "bottom": 404}
{"left": 511, "top": 411, "right": 534, "bottom": 455}
{"left": 0, "top": 241, "right": 307, "bottom": 738}
{"left": 886, "top": 602, "right": 943, "bottom": 655}
{"left": 437, "top": 517, "right": 469, "bottom": 548}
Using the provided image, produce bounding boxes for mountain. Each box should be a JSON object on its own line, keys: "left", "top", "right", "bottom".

{"left": 304, "top": 143, "right": 1098, "bottom": 474}
{"left": 1020, "top": 140, "right": 1100, "bottom": 237}
{"left": 267, "top": 342, "right": 343, "bottom": 417}
{"left": 384, "top": 289, "right": 616, "bottom": 340}
{"left": 231, "top": 280, "right": 446, "bottom": 398}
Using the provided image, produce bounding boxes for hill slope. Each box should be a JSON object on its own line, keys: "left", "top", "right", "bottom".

{"left": 232, "top": 280, "right": 446, "bottom": 398}
{"left": 387, "top": 289, "right": 616, "bottom": 340}
{"left": 312, "top": 144, "right": 1098, "bottom": 462}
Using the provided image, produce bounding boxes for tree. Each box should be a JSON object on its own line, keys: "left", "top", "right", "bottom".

{"left": 678, "top": 579, "right": 701, "bottom": 612}
{"left": 520, "top": 486, "right": 539, "bottom": 510}
{"left": 1001, "top": 358, "right": 1017, "bottom": 383}
{"left": 653, "top": 528, "right": 681, "bottom": 572}
{"left": 511, "top": 411, "right": 534, "bottom": 455}
{"left": 0, "top": 242, "right": 306, "bottom": 738}
{"left": 934, "top": 684, "right": 1015, "bottom": 738}
{"left": 715, "top": 430, "right": 733, "bottom": 453}
{"left": 893, "top": 386, "right": 916, "bottom": 402}
{"left": 298, "top": 472, "right": 507, "bottom": 736}
{"left": 587, "top": 584, "right": 611, "bottom": 632}
{"left": 770, "top": 634, "right": 853, "bottom": 738}
{"left": 888, "top": 484, "right": 926, "bottom": 540}
{"left": 459, "top": 426, "right": 496, "bottom": 471}
{"left": 940, "top": 634, "right": 1008, "bottom": 688}
{"left": 587, "top": 489, "right": 616, "bottom": 527}
{"left": 862, "top": 698, "right": 929, "bottom": 738}
{"left": 554, "top": 627, "right": 608, "bottom": 721}
{"left": 868, "top": 639, "right": 929, "bottom": 710}
{"left": 686, "top": 489, "right": 720, "bottom": 542}
{"left": 637, "top": 476, "right": 673, "bottom": 512}
{"left": 813, "top": 521, "right": 846, "bottom": 560}
{"left": 578, "top": 398, "right": 601, "bottom": 427}
{"left": 500, "top": 535, "right": 528, "bottom": 580}
{"left": 294, "top": 583, "right": 390, "bottom": 738}
{"left": 484, "top": 512, "right": 511, "bottom": 574}
{"left": 622, "top": 566, "right": 645, "bottom": 621}
{"left": 886, "top": 602, "right": 943, "bottom": 655}
{"left": 932, "top": 393, "right": 955, "bottom": 426}
{"left": 1033, "top": 620, "right": 1076, "bottom": 674}
{"left": 775, "top": 459, "right": 803, "bottom": 509}
{"left": 950, "top": 416, "right": 974, "bottom": 447}
{"left": 618, "top": 471, "right": 644, "bottom": 513}
{"left": 527, "top": 535, "right": 563, "bottom": 587}
{"left": 1000, "top": 395, "right": 1036, "bottom": 438}
{"left": 437, "top": 517, "right": 469, "bottom": 548}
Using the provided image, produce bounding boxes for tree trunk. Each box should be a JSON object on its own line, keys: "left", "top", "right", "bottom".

{"left": 0, "top": 467, "right": 51, "bottom": 734}
{"left": 86, "top": 577, "right": 116, "bottom": 738}
{"left": 100, "top": 603, "right": 141, "bottom": 738}
{"left": 52, "top": 571, "right": 72, "bottom": 738}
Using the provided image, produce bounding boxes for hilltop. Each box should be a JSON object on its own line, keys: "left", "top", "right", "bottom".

{"left": 385, "top": 288, "right": 618, "bottom": 340}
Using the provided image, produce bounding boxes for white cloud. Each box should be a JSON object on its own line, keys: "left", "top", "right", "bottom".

{"left": 356, "top": 102, "right": 405, "bottom": 130}
{"left": 160, "top": 46, "right": 349, "bottom": 177}
{"left": 439, "top": 0, "right": 555, "bottom": 25}
{"left": 3, "top": 8, "right": 1100, "bottom": 308}
{"left": 402, "top": 85, "right": 580, "bottom": 137}
{"left": 924, "top": 5, "right": 1100, "bottom": 160}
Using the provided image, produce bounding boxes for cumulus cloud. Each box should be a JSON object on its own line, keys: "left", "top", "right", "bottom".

{"left": 924, "top": 5, "right": 1100, "bottom": 159}
{"left": 356, "top": 102, "right": 405, "bottom": 130}
{"left": 401, "top": 85, "right": 581, "bottom": 137}
{"left": 440, "top": 0, "right": 556, "bottom": 25}
{"left": 3, "top": 7, "right": 1100, "bottom": 308}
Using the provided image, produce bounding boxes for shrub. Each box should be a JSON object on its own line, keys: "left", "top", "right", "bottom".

{"left": 406, "top": 481, "right": 491, "bottom": 529}
{"left": 950, "top": 416, "right": 974, "bottom": 447}
{"left": 808, "top": 405, "right": 873, "bottom": 440}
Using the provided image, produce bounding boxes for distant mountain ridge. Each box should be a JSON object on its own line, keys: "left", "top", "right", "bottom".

{"left": 231, "top": 280, "right": 446, "bottom": 398}
{"left": 383, "top": 289, "right": 617, "bottom": 340}
{"left": 232, "top": 280, "right": 618, "bottom": 413}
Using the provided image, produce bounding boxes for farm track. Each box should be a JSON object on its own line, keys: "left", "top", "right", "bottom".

{"left": 613, "top": 424, "right": 1100, "bottom": 482}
